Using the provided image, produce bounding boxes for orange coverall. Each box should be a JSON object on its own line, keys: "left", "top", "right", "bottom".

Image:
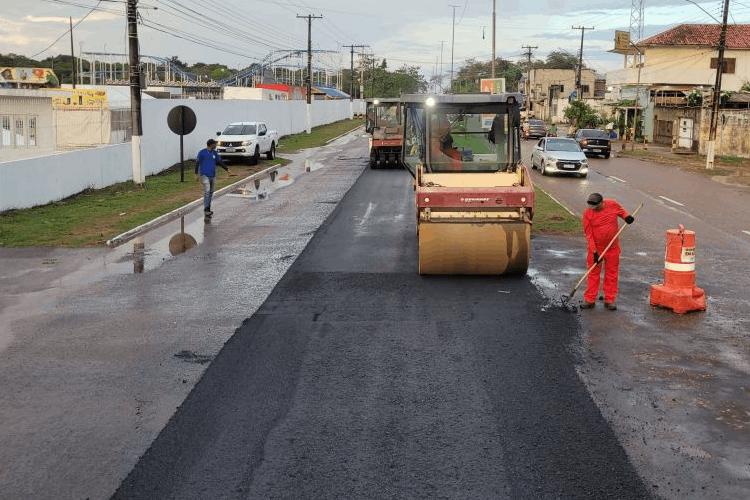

{"left": 582, "top": 199, "right": 630, "bottom": 303}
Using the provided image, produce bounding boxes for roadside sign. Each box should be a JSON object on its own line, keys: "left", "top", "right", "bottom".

{"left": 615, "top": 31, "right": 631, "bottom": 52}
{"left": 480, "top": 78, "right": 506, "bottom": 94}
{"left": 167, "top": 105, "right": 197, "bottom": 182}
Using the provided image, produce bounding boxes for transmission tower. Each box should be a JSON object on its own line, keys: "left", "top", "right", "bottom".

{"left": 629, "top": 0, "right": 644, "bottom": 65}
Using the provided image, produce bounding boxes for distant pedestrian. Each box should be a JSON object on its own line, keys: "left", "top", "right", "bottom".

{"left": 581, "top": 193, "right": 634, "bottom": 310}
{"left": 195, "top": 139, "right": 230, "bottom": 217}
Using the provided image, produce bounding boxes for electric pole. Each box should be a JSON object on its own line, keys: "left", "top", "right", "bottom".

{"left": 449, "top": 4, "right": 460, "bottom": 93}
{"left": 572, "top": 25, "right": 594, "bottom": 101}
{"left": 127, "top": 0, "right": 143, "bottom": 184}
{"left": 706, "top": 0, "right": 730, "bottom": 170}
{"left": 69, "top": 17, "right": 77, "bottom": 88}
{"left": 297, "top": 14, "right": 323, "bottom": 134}
{"left": 343, "top": 44, "right": 367, "bottom": 100}
{"left": 491, "top": 0, "right": 496, "bottom": 78}
{"left": 521, "top": 45, "right": 538, "bottom": 111}
{"left": 439, "top": 40, "right": 447, "bottom": 93}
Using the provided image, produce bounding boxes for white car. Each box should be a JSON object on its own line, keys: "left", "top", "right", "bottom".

{"left": 530, "top": 137, "right": 589, "bottom": 178}
{"left": 216, "top": 121, "right": 279, "bottom": 165}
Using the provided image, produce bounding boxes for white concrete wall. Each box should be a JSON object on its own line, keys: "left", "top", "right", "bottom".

{"left": 0, "top": 143, "right": 132, "bottom": 211}
{"left": 0, "top": 99, "right": 363, "bottom": 211}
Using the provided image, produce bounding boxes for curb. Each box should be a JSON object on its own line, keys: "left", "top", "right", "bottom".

{"left": 324, "top": 124, "right": 365, "bottom": 145}
{"left": 106, "top": 164, "right": 282, "bottom": 248}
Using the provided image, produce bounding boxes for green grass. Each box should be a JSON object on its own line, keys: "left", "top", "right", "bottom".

{"left": 1, "top": 118, "right": 365, "bottom": 248}
{"left": 277, "top": 118, "right": 364, "bottom": 154}
{"left": 532, "top": 187, "right": 581, "bottom": 235}
{"left": 0, "top": 160, "right": 289, "bottom": 247}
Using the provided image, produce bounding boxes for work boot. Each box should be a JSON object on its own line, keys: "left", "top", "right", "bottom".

{"left": 204, "top": 208, "right": 214, "bottom": 217}
{"left": 580, "top": 301, "right": 595, "bottom": 309}
{"left": 604, "top": 302, "right": 618, "bottom": 311}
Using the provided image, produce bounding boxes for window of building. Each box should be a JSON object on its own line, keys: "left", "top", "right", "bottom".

{"left": 15, "top": 117, "right": 25, "bottom": 146}
{"left": 1, "top": 116, "right": 10, "bottom": 147}
{"left": 28, "top": 117, "right": 37, "bottom": 146}
{"left": 710, "top": 58, "right": 736, "bottom": 74}
{"left": 581, "top": 85, "right": 590, "bottom": 95}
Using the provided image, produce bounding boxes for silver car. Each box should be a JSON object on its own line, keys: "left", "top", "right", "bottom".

{"left": 530, "top": 137, "right": 589, "bottom": 178}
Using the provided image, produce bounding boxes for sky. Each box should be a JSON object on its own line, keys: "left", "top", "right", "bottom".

{"left": 3, "top": 0, "right": 750, "bottom": 80}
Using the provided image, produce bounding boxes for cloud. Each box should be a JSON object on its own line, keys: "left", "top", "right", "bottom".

{"left": 24, "top": 12, "right": 121, "bottom": 24}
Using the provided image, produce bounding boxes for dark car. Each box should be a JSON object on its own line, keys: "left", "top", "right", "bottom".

{"left": 575, "top": 129, "right": 611, "bottom": 158}
{"left": 523, "top": 119, "right": 548, "bottom": 140}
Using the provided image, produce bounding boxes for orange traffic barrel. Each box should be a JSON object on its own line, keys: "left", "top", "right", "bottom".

{"left": 650, "top": 225, "right": 706, "bottom": 314}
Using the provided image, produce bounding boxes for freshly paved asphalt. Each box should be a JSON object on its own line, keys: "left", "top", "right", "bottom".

{"left": 113, "top": 166, "right": 650, "bottom": 499}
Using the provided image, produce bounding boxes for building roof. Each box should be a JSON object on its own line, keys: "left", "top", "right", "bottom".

{"left": 313, "top": 86, "right": 350, "bottom": 99}
{"left": 640, "top": 24, "right": 750, "bottom": 49}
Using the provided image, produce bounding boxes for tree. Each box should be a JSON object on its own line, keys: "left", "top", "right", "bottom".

{"left": 360, "top": 57, "right": 427, "bottom": 98}
{"left": 452, "top": 57, "right": 523, "bottom": 93}
{"left": 564, "top": 100, "right": 603, "bottom": 128}
{"left": 542, "top": 50, "right": 580, "bottom": 70}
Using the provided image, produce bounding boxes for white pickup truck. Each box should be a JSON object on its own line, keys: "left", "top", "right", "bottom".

{"left": 216, "top": 121, "right": 279, "bottom": 165}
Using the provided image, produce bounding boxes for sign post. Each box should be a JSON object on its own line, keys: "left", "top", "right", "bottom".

{"left": 167, "top": 105, "right": 197, "bottom": 182}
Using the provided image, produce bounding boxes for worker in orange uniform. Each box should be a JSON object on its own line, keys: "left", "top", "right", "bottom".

{"left": 581, "top": 193, "right": 635, "bottom": 310}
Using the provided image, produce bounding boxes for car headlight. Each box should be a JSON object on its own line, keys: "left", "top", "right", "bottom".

{"left": 241, "top": 140, "right": 253, "bottom": 146}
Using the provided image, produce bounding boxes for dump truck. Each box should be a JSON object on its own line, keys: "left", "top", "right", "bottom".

{"left": 365, "top": 98, "right": 403, "bottom": 168}
{"left": 400, "top": 93, "right": 534, "bottom": 275}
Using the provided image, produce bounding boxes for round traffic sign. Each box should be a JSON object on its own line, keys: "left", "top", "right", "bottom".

{"left": 167, "top": 105, "right": 197, "bottom": 135}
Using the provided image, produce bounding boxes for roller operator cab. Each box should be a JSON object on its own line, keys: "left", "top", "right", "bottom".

{"left": 401, "top": 93, "right": 534, "bottom": 275}
{"left": 365, "top": 98, "right": 403, "bottom": 169}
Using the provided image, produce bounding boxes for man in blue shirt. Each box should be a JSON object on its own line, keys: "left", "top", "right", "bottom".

{"left": 195, "top": 138, "right": 230, "bottom": 217}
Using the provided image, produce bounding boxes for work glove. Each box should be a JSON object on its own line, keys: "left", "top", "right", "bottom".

{"left": 625, "top": 215, "right": 634, "bottom": 224}
{"left": 593, "top": 252, "right": 600, "bottom": 264}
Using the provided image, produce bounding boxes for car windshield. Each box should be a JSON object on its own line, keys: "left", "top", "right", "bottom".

{"left": 546, "top": 139, "right": 581, "bottom": 152}
{"left": 426, "top": 106, "right": 516, "bottom": 172}
{"left": 580, "top": 129, "right": 608, "bottom": 138}
{"left": 223, "top": 124, "right": 256, "bottom": 135}
{"left": 376, "top": 104, "right": 400, "bottom": 128}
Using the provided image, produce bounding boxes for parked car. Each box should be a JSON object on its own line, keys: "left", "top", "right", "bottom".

{"left": 216, "top": 121, "right": 279, "bottom": 165}
{"left": 575, "top": 128, "right": 611, "bottom": 158}
{"left": 523, "top": 119, "right": 548, "bottom": 140}
{"left": 530, "top": 137, "right": 589, "bottom": 178}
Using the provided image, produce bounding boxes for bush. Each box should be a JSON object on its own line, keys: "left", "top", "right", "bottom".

{"left": 564, "top": 100, "right": 603, "bottom": 129}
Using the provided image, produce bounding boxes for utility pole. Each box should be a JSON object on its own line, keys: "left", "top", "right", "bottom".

{"left": 297, "top": 14, "right": 323, "bottom": 134}
{"left": 491, "top": 0, "right": 496, "bottom": 78}
{"left": 572, "top": 26, "right": 594, "bottom": 101}
{"left": 521, "top": 45, "right": 538, "bottom": 111}
{"left": 706, "top": 0, "right": 730, "bottom": 170}
{"left": 439, "top": 40, "right": 447, "bottom": 93}
{"left": 343, "top": 44, "right": 367, "bottom": 116}
{"left": 449, "top": 4, "right": 460, "bottom": 93}
{"left": 127, "top": 0, "right": 144, "bottom": 184}
{"left": 69, "top": 17, "right": 76, "bottom": 88}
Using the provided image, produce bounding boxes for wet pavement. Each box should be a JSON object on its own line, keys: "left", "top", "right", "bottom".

{"left": 0, "top": 131, "right": 370, "bottom": 499}
{"left": 113, "top": 167, "right": 649, "bottom": 498}
{"left": 522, "top": 140, "right": 750, "bottom": 499}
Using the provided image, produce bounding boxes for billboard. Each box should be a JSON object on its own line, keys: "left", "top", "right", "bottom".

{"left": 614, "top": 31, "right": 631, "bottom": 52}
{"left": 480, "top": 78, "right": 506, "bottom": 94}
{"left": 51, "top": 89, "right": 109, "bottom": 110}
{"left": 0, "top": 67, "right": 59, "bottom": 87}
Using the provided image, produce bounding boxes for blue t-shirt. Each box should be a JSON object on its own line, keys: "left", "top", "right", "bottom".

{"left": 196, "top": 148, "right": 224, "bottom": 177}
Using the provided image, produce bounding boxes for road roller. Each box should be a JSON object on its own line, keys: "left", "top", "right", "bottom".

{"left": 400, "top": 93, "right": 534, "bottom": 275}
{"left": 365, "top": 98, "right": 403, "bottom": 168}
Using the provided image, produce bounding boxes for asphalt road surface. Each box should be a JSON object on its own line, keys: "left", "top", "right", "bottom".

{"left": 521, "top": 140, "right": 750, "bottom": 498}
{"left": 113, "top": 165, "right": 650, "bottom": 499}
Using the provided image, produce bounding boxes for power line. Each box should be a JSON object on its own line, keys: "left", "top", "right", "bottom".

{"left": 31, "top": 1, "right": 103, "bottom": 58}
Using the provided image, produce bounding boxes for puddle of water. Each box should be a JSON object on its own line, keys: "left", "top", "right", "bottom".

{"left": 545, "top": 249, "right": 574, "bottom": 257}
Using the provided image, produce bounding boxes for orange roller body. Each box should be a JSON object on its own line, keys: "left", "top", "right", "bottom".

{"left": 650, "top": 227, "right": 706, "bottom": 314}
